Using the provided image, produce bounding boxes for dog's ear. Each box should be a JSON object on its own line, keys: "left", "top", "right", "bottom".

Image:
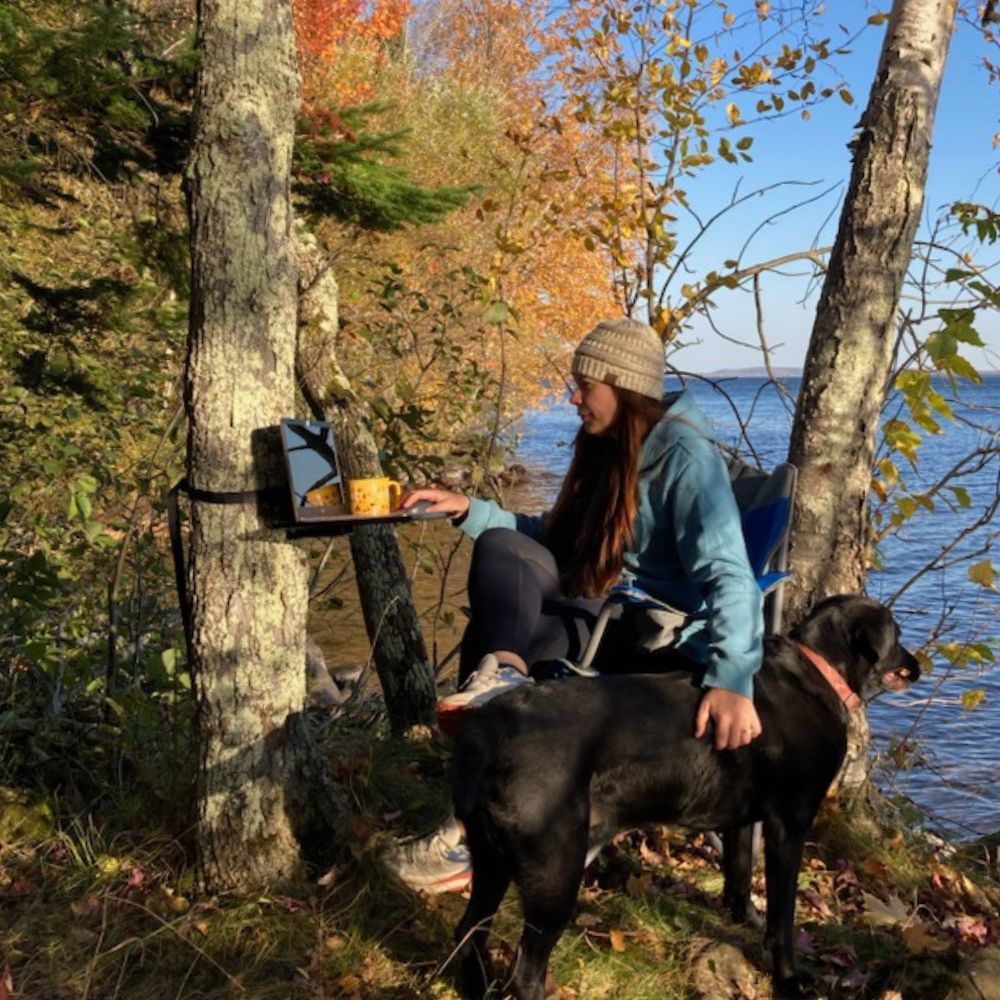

{"left": 848, "top": 603, "right": 893, "bottom": 661}
{"left": 843, "top": 601, "right": 901, "bottom": 691}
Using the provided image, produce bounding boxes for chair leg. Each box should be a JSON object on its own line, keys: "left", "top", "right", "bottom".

{"left": 574, "top": 601, "right": 614, "bottom": 674}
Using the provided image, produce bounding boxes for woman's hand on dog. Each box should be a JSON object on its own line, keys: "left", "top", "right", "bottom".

{"left": 695, "top": 688, "right": 762, "bottom": 750}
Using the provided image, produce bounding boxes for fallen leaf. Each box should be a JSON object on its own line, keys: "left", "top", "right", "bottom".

{"left": 953, "top": 914, "right": 990, "bottom": 948}
{"left": 863, "top": 857, "right": 889, "bottom": 880}
{"left": 609, "top": 929, "right": 627, "bottom": 952}
{"left": 801, "top": 888, "right": 833, "bottom": 918}
{"left": 70, "top": 895, "right": 102, "bottom": 918}
{"left": 901, "top": 921, "right": 950, "bottom": 955}
{"left": 639, "top": 838, "right": 667, "bottom": 867}
{"left": 574, "top": 912, "right": 601, "bottom": 928}
{"left": 820, "top": 944, "right": 858, "bottom": 969}
{"left": 860, "top": 891, "right": 912, "bottom": 927}
{"left": 839, "top": 967, "right": 869, "bottom": 990}
{"left": 794, "top": 929, "right": 817, "bottom": 957}
{"left": 626, "top": 871, "right": 655, "bottom": 896}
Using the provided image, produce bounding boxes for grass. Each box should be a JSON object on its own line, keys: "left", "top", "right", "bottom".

{"left": 2, "top": 702, "right": 998, "bottom": 999}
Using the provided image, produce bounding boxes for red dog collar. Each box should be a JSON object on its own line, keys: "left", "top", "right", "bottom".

{"left": 796, "top": 642, "right": 862, "bottom": 712}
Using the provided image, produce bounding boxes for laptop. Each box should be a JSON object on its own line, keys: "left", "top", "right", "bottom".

{"left": 279, "top": 418, "right": 445, "bottom": 533}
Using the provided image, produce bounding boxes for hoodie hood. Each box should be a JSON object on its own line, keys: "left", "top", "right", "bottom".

{"left": 639, "top": 390, "right": 717, "bottom": 472}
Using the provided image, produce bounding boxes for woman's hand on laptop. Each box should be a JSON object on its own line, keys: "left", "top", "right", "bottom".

{"left": 401, "top": 487, "right": 470, "bottom": 519}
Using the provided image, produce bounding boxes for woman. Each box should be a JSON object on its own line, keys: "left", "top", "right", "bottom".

{"left": 387, "top": 318, "right": 764, "bottom": 892}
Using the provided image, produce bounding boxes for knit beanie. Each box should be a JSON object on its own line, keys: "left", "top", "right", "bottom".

{"left": 571, "top": 318, "right": 665, "bottom": 400}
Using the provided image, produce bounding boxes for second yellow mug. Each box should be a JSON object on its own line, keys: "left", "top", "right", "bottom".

{"left": 347, "top": 477, "right": 404, "bottom": 516}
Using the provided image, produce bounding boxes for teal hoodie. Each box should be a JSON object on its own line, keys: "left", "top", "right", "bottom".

{"left": 458, "top": 390, "right": 763, "bottom": 698}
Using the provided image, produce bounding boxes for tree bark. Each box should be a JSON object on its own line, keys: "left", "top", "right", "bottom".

{"left": 184, "top": 0, "right": 312, "bottom": 890}
{"left": 296, "top": 230, "right": 437, "bottom": 733}
{"left": 785, "top": 0, "right": 956, "bottom": 801}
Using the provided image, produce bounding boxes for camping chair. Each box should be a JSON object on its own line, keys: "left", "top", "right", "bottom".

{"left": 567, "top": 457, "right": 797, "bottom": 863}
{"left": 571, "top": 457, "right": 798, "bottom": 676}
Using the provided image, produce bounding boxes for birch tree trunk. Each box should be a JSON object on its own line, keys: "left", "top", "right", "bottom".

{"left": 785, "top": 0, "right": 957, "bottom": 800}
{"left": 185, "top": 0, "right": 310, "bottom": 889}
{"left": 296, "top": 231, "right": 437, "bottom": 732}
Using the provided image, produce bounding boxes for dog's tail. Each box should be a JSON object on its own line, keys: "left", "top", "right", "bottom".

{"left": 452, "top": 720, "right": 494, "bottom": 824}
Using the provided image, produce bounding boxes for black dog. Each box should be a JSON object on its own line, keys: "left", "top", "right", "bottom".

{"left": 451, "top": 595, "right": 920, "bottom": 1000}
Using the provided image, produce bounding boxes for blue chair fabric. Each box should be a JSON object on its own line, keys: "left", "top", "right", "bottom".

{"left": 571, "top": 458, "right": 798, "bottom": 675}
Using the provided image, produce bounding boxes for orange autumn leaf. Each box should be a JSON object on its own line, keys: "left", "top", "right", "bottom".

{"left": 293, "top": 0, "right": 411, "bottom": 106}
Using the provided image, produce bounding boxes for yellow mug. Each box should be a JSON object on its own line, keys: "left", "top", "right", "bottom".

{"left": 347, "top": 477, "right": 404, "bottom": 516}
{"left": 304, "top": 484, "right": 345, "bottom": 510}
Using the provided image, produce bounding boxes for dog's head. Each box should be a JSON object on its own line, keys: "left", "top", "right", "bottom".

{"left": 791, "top": 595, "right": 921, "bottom": 702}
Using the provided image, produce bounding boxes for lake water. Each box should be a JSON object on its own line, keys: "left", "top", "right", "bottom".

{"left": 513, "top": 374, "right": 1000, "bottom": 840}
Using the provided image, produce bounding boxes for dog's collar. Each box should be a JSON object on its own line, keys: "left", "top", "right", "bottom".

{"left": 796, "top": 642, "right": 862, "bottom": 713}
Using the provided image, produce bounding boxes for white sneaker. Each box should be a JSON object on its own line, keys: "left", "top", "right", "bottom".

{"left": 436, "top": 654, "right": 532, "bottom": 735}
{"left": 382, "top": 815, "right": 472, "bottom": 894}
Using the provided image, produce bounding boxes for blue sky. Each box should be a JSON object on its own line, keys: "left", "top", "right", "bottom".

{"left": 668, "top": 9, "right": 999, "bottom": 374}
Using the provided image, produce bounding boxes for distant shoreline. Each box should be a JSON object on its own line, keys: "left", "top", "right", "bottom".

{"left": 693, "top": 367, "right": 802, "bottom": 378}
{"left": 692, "top": 367, "right": 1000, "bottom": 379}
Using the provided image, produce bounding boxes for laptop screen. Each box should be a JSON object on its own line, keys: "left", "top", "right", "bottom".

{"left": 280, "top": 419, "right": 346, "bottom": 521}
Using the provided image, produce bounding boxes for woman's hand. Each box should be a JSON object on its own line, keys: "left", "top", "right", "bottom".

{"left": 694, "top": 688, "right": 762, "bottom": 750}
{"left": 401, "top": 486, "right": 471, "bottom": 520}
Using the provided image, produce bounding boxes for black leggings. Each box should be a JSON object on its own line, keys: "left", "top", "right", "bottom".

{"left": 458, "top": 528, "right": 667, "bottom": 682}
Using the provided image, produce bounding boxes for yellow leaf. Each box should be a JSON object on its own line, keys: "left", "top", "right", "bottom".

{"left": 968, "top": 559, "right": 996, "bottom": 588}
{"left": 726, "top": 102, "right": 742, "bottom": 125}
{"left": 901, "top": 921, "right": 950, "bottom": 954}
{"left": 95, "top": 855, "right": 125, "bottom": 877}
{"left": 723, "top": 11, "right": 736, "bottom": 27}
{"left": 609, "top": 929, "right": 627, "bottom": 952}
{"left": 961, "top": 689, "right": 987, "bottom": 711}
{"left": 868, "top": 11, "right": 890, "bottom": 25}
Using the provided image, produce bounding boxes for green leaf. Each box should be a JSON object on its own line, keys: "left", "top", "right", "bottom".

{"left": 945, "top": 355, "right": 983, "bottom": 383}
{"left": 104, "top": 697, "right": 126, "bottom": 721}
{"left": 482, "top": 301, "right": 510, "bottom": 325}
{"left": 948, "top": 486, "right": 971, "bottom": 508}
{"left": 161, "top": 648, "right": 178, "bottom": 674}
{"left": 944, "top": 268, "right": 974, "bottom": 282}
{"left": 926, "top": 330, "right": 956, "bottom": 360}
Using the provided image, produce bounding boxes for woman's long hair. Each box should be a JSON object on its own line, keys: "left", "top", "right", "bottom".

{"left": 544, "top": 388, "right": 665, "bottom": 597}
